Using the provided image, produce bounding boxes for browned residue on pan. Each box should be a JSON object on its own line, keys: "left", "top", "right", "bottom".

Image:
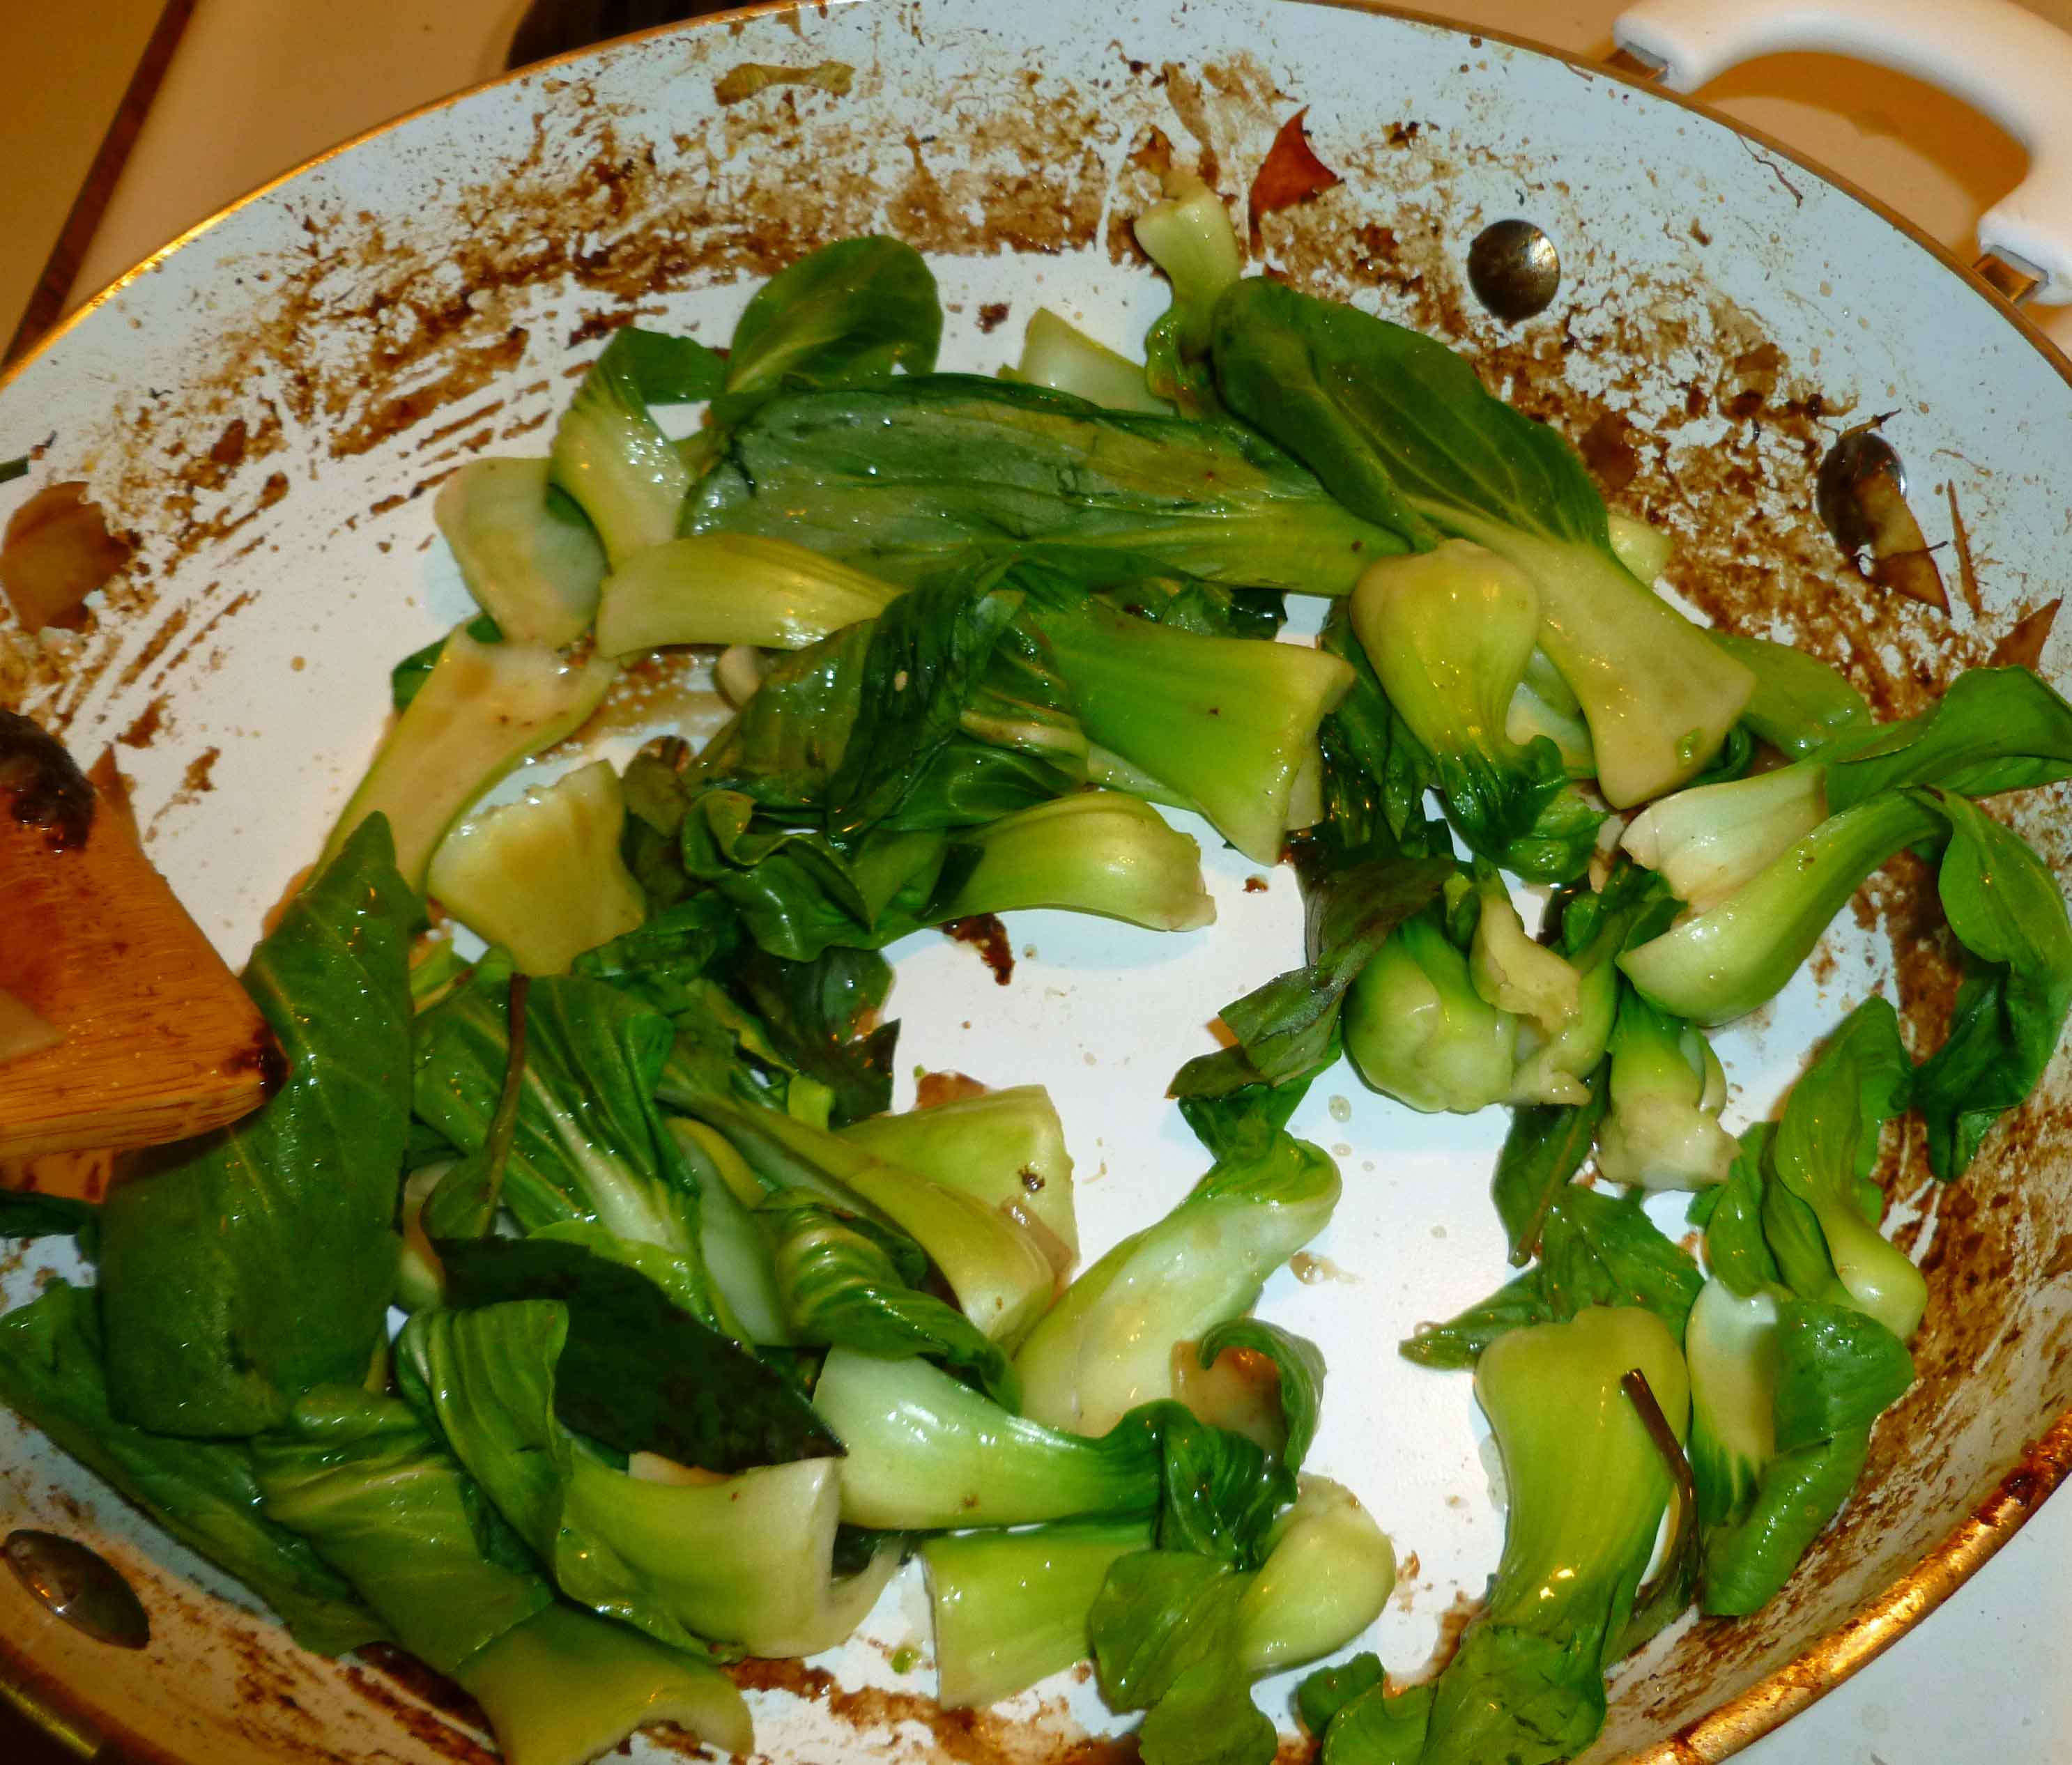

{"left": 117, "top": 695, "right": 169, "bottom": 748}
{"left": 943, "top": 913, "right": 1015, "bottom": 985}
{"left": 730, "top": 1656, "right": 1135, "bottom": 1765}
{"left": 4, "top": 38, "right": 1119, "bottom": 729}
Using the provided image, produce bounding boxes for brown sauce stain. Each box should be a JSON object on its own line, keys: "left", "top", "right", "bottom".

{"left": 1850, "top": 848, "right": 1961, "bottom": 1068}
{"left": 1579, "top": 409, "right": 1641, "bottom": 493}
{"left": 1944, "top": 482, "right": 1986, "bottom": 622}
{"left": 355, "top": 1643, "right": 491, "bottom": 1734}
{"left": 342, "top": 1660, "right": 497, "bottom": 1765}
{"left": 726, "top": 1655, "right": 1189, "bottom": 1765}
{"left": 1396, "top": 1589, "right": 1483, "bottom": 1690}
{"left": 179, "top": 747, "right": 220, "bottom": 797}
{"left": 413, "top": 399, "right": 509, "bottom": 453}
{"left": 116, "top": 695, "right": 169, "bottom": 749}
{"left": 112, "top": 599, "right": 192, "bottom": 695}
{"left": 331, "top": 330, "right": 530, "bottom": 459}
{"left": 0, "top": 483, "right": 134, "bottom": 633}
{"left": 976, "top": 302, "right": 1011, "bottom": 334}
{"left": 146, "top": 589, "right": 254, "bottom": 693}
{"left": 146, "top": 745, "right": 222, "bottom": 839}
{"left": 942, "top": 914, "right": 1013, "bottom": 985}
{"left": 208, "top": 418, "right": 250, "bottom": 468}
{"left": 1243, "top": 874, "right": 1269, "bottom": 893}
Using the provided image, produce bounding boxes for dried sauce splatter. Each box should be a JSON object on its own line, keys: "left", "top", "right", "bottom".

{"left": 1247, "top": 109, "right": 1340, "bottom": 250}
{"left": 942, "top": 914, "right": 1014, "bottom": 985}
{"left": 355, "top": 1643, "right": 491, "bottom": 1735}
{"left": 726, "top": 1653, "right": 1161, "bottom": 1765}
{"left": 116, "top": 696, "right": 169, "bottom": 750}
{"left": 1578, "top": 410, "right": 1641, "bottom": 493}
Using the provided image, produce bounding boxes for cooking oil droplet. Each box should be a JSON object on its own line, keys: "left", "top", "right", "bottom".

{"left": 1327, "top": 1094, "right": 1352, "bottom": 1123}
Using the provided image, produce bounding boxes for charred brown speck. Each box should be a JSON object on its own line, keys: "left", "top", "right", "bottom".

{"left": 1467, "top": 219, "right": 1560, "bottom": 323}
{"left": 942, "top": 913, "right": 1013, "bottom": 986}
{"left": 0, "top": 709, "right": 95, "bottom": 851}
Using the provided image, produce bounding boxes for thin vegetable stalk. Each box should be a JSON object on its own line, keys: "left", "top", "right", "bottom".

{"left": 551, "top": 344, "right": 692, "bottom": 566}
{"left": 839, "top": 1083, "right": 1080, "bottom": 1271}
{"left": 594, "top": 533, "right": 903, "bottom": 656}
{"left": 810, "top": 1347, "right": 1165, "bottom": 1529}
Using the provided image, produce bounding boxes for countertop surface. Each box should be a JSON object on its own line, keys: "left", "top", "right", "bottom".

{"left": 4, "top": 2, "right": 2071, "bottom": 1763}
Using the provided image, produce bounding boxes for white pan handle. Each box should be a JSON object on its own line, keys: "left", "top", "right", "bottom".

{"left": 1612, "top": 0, "right": 2072, "bottom": 302}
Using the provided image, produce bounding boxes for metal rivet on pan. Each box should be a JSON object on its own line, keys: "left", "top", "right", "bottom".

{"left": 4, "top": 1528, "right": 151, "bottom": 1650}
{"left": 1467, "top": 219, "right": 1561, "bottom": 322}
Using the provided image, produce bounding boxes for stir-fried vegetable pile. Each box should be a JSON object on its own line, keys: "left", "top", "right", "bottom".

{"left": 6, "top": 169, "right": 2070, "bottom": 1765}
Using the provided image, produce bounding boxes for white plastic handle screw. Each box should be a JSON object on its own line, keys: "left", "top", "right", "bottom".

{"left": 1613, "top": 0, "right": 2072, "bottom": 302}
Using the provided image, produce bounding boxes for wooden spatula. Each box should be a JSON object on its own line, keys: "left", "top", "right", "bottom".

{"left": 0, "top": 712, "right": 277, "bottom": 1160}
